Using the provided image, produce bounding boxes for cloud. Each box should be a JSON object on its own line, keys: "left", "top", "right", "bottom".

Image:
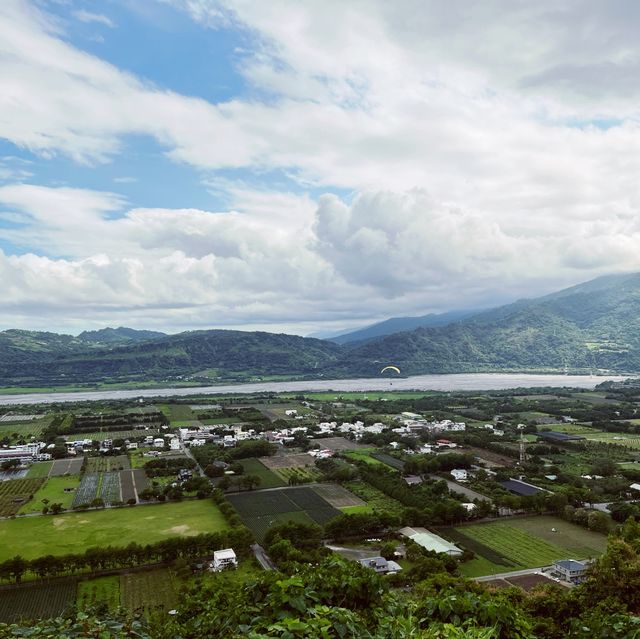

{"left": 72, "top": 9, "right": 115, "bottom": 28}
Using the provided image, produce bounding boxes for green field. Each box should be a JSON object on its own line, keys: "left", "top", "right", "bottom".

{"left": 343, "top": 450, "right": 385, "bottom": 466}
{"left": 19, "top": 475, "right": 81, "bottom": 514}
{"left": 273, "top": 466, "right": 322, "bottom": 484}
{"left": 0, "top": 579, "right": 76, "bottom": 623}
{"left": 0, "top": 500, "right": 228, "bottom": 561}
{"left": 344, "top": 481, "right": 405, "bottom": 516}
{"left": 452, "top": 516, "right": 607, "bottom": 577}
{"left": 77, "top": 576, "right": 120, "bottom": 610}
{"left": 238, "top": 458, "right": 286, "bottom": 488}
{"left": 340, "top": 505, "right": 374, "bottom": 514}
{"left": 0, "top": 420, "right": 48, "bottom": 442}
{"left": 160, "top": 404, "right": 195, "bottom": 422}
{"left": 85, "top": 455, "right": 130, "bottom": 472}
{"left": 25, "top": 462, "right": 53, "bottom": 478}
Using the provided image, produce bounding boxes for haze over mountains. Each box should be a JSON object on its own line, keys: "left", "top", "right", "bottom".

{"left": 1, "top": 273, "right": 640, "bottom": 388}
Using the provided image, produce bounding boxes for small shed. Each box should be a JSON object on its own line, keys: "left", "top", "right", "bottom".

{"left": 210, "top": 548, "right": 237, "bottom": 571}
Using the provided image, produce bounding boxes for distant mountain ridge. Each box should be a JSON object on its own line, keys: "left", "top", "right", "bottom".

{"left": 329, "top": 309, "right": 480, "bottom": 345}
{"left": 3, "top": 273, "right": 640, "bottom": 387}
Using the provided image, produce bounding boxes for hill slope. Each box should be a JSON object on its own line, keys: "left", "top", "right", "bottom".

{"left": 78, "top": 327, "right": 166, "bottom": 344}
{"left": 335, "top": 273, "right": 640, "bottom": 376}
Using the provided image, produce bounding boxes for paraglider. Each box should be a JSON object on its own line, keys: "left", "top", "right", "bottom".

{"left": 380, "top": 365, "right": 401, "bottom": 375}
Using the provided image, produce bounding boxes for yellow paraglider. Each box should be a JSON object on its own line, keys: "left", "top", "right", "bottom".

{"left": 380, "top": 365, "right": 401, "bottom": 375}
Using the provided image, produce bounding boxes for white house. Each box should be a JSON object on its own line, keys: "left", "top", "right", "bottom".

{"left": 211, "top": 548, "right": 237, "bottom": 571}
{"left": 285, "top": 409, "right": 298, "bottom": 416}
{"left": 153, "top": 438, "right": 165, "bottom": 448}
{"left": 358, "top": 557, "right": 402, "bottom": 574}
{"left": 169, "top": 438, "right": 181, "bottom": 451}
{"left": 450, "top": 469, "right": 468, "bottom": 482}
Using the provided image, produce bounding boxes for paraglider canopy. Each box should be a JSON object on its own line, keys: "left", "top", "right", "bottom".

{"left": 380, "top": 365, "right": 401, "bottom": 375}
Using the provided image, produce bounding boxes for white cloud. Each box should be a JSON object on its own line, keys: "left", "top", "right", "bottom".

{"left": 72, "top": 9, "right": 115, "bottom": 28}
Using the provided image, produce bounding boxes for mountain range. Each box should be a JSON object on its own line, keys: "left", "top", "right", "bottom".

{"left": 2, "top": 273, "right": 640, "bottom": 387}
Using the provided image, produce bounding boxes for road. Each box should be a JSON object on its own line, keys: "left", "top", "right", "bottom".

{"left": 474, "top": 566, "right": 549, "bottom": 581}
{"left": 252, "top": 543, "right": 277, "bottom": 570}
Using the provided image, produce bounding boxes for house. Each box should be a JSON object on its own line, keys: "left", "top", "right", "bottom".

{"left": 153, "top": 438, "right": 165, "bottom": 448}
{"left": 169, "top": 438, "right": 181, "bottom": 451}
{"left": 553, "top": 559, "right": 588, "bottom": 583}
{"left": 210, "top": 548, "right": 237, "bottom": 571}
{"left": 358, "top": 557, "right": 402, "bottom": 574}
{"left": 450, "top": 469, "right": 468, "bottom": 482}
{"left": 285, "top": 409, "right": 298, "bottom": 416}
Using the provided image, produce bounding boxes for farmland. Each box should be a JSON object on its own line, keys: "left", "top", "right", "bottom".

{"left": 85, "top": 455, "right": 130, "bottom": 472}
{"left": 0, "top": 579, "right": 76, "bottom": 623}
{"left": 76, "top": 575, "right": 120, "bottom": 610}
{"left": 67, "top": 429, "right": 161, "bottom": 442}
{"left": 0, "top": 478, "right": 44, "bottom": 516}
{"left": 49, "top": 458, "right": 83, "bottom": 476}
{"left": 238, "top": 458, "right": 285, "bottom": 488}
{"left": 228, "top": 486, "right": 340, "bottom": 541}
{"left": 25, "top": 461, "right": 53, "bottom": 478}
{"left": 450, "top": 516, "right": 607, "bottom": 577}
{"left": 343, "top": 480, "right": 405, "bottom": 516}
{"left": 19, "top": 475, "right": 80, "bottom": 514}
{"left": 121, "top": 569, "right": 178, "bottom": 616}
{"left": 0, "top": 500, "right": 229, "bottom": 561}
{"left": 312, "top": 483, "right": 366, "bottom": 508}
{"left": 273, "top": 466, "right": 322, "bottom": 484}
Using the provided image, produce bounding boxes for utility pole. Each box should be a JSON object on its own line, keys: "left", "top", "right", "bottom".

{"left": 517, "top": 423, "right": 527, "bottom": 464}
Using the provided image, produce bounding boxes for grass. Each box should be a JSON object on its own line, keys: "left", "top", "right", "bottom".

{"left": 19, "top": 475, "right": 81, "bottom": 514}
{"left": 0, "top": 500, "right": 229, "bottom": 561}
{"left": 340, "top": 505, "right": 374, "bottom": 514}
{"left": 454, "top": 516, "right": 607, "bottom": 577}
{"left": 0, "top": 420, "right": 48, "bottom": 442}
{"left": 272, "top": 466, "right": 322, "bottom": 484}
{"left": 25, "top": 462, "right": 53, "bottom": 478}
{"left": 77, "top": 576, "right": 120, "bottom": 610}
{"left": 159, "top": 404, "right": 195, "bottom": 423}
{"left": 244, "top": 511, "right": 316, "bottom": 543}
{"left": 238, "top": 458, "right": 286, "bottom": 488}
{"left": 344, "top": 481, "right": 405, "bottom": 516}
{"left": 343, "top": 450, "right": 385, "bottom": 466}
{"left": 85, "top": 455, "right": 130, "bottom": 472}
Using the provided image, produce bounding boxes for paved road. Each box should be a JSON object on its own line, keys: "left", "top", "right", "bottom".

{"left": 474, "top": 566, "right": 549, "bottom": 581}
{"left": 252, "top": 543, "right": 277, "bottom": 570}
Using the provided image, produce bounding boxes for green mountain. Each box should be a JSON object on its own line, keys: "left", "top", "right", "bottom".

{"left": 0, "top": 329, "right": 342, "bottom": 386}
{"left": 78, "top": 326, "right": 166, "bottom": 344}
{"left": 329, "top": 309, "right": 479, "bottom": 345}
{"left": 334, "top": 272, "right": 640, "bottom": 376}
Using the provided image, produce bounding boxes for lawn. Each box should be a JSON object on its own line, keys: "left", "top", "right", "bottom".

{"left": 453, "top": 516, "right": 607, "bottom": 577}
{"left": 19, "top": 475, "right": 81, "bottom": 514}
{"left": 0, "top": 500, "right": 228, "bottom": 561}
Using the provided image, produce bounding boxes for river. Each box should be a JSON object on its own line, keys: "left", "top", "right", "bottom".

{"left": 0, "top": 373, "right": 627, "bottom": 406}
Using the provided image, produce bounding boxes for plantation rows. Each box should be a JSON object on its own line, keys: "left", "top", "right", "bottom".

{"left": 72, "top": 473, "right": 122, "bottom": 507}
{"left": 0, "top": 579, "right": 77, "bottom": 623}
{"left": 0, "top": 478, "right": 44, "bottom": 516}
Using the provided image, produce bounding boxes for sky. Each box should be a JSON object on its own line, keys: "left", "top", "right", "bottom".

{"left": 2, "top": 0, "right": 640, "bottom": 336}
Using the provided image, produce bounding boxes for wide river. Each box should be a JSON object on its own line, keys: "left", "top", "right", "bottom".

{"left": 0, "top": 373, "right": 628, "bottom": 406}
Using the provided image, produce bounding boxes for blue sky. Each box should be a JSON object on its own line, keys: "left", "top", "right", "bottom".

{"left": 1, "top": 0, "right": 640, "bottom": 335}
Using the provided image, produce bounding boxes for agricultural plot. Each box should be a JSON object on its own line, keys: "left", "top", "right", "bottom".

{"left": 99, "top": 472, "right": 122, "bottom": 504}
{"left": 0, "top": 501, "right": 229, "bottom": 561}
{"left": 0, "top": 579, "right": 76, "bottom": 623}
{"left": 77, "top": 576, "right": 120, "bottom": 610}
{"left": 72, "top": 473, "right": 100, "bottom": 507}
{"left": 0, "top": 418, "right": 49, "bottom": 443}
{"left": 85, "top": 455, "right": 130, "bottom": 472}
{"left": 259, "top": 453, "right": 315, "bottom": 469}
{"left": 343, "top": 450, "right": 385, "bottom": 466}
{"left": 451, "top": 516, "right": 607, "bottom": 577}
{"left": 121, "top": 569, "right": 178, "bottom": 616}
{"left": 312, "top": 484, "right": 366, "bottom": 508}
{"left": 370, "top": 452, "right": 405, "bottom": 470}
{"left": 273, "top": 466, "right": 322, "bottom": 484}
{"left": 160, "top": 404, "right": 195, "bottom": 423}
{"left": 120, "top": 469, "right": 148, "bottom": 502}
{"left": 0, "top": 470, "right": 27, "bottom": 482}
{"left": 238, "top": 458, "right": 285, "bottom": 488}
{"left": 314, "top": 437, "right": 366, "bottom": 452}
{"left": 19, "top": 475, "right": 80, "bottom": 514}
{"left": 26, "top": 461, "right": 53, "bottom": 478}
{"left": 343, "top": 481, "right": 405, "bottom": 516}
{"left": 0, "top": 478, "right": 44, "bottom": 516}
{"left": 245, "top": 511, "right": 316, "bottom": 542}
{"left": 67, "top": 429, "right": 160, "bottom": 443}
{"left": 50, "top": 458, "right": 83, "bottom": 476}
{"left": 228, "top": 486, "right": 340, "bottom": 542}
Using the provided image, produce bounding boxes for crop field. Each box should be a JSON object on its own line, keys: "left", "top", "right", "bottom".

{"left": 0, "top": 579, "right": 76, "bottom": 622}
{"left": 314, "top": 437, "right": 366, "bottom": 452}
{"left": 0, "top": 419, "right": 49, "bottom": 443}
{"left": 0, "top": 478, "right": 44, "bottom": 516}
{"left": 99, "top": 472, "right": 122, "bottom": 504}
{"left": 238, "top": 458, "right": 285, "bottom": 488}
{"left": 25, "top": 461, "right": 53, "bottom": 478}
{"left": 259, "top": 453, "right": 315, "bottom": 469}
{"left": 85, "top": 455, "right": 131, "bottom": 472}
{"left": 343, "top": 481, "right": 405, "bottom": 516}
{"left": 450, "top": 516, "right": 607, "bottom": 577}
{"left": 312, "top": 484, "right": 366, "bottom": 508}
{"left": 68, "top": 429, "right": 161, "bottom": 442}
{"left": 72, "top": 473, "right": 100, "bottom": 507}
{"left": 120, "top": 469, "right": 148, "bottom": 502}
{"left": 228, "top": 486, "right": 340, "bottom": 541}
{"left": 49, "top": 458, "right": 83, "bottom": 476}
{"left": 0, "top": 500, "right": 229, "bottom": 561}
{"left": 273, "top": 466, "right": 322, "bottom": 484}
{"left": 245, "top": 510, "right": 316, "bottom": 542}
{"left": 370, "top": 452, "right": 405, "bottom": 470}
{"left": 77, "top": 575, "right": 120, "bottom": 610}
{"left": 121, "top": 569, "right": 178, "bottom": 616}
{"left": 19, "top": 475, "right": 80, "bottom": 514}
{"left": 160, "top": 404, "right": 195, "bottom": 422}
{"left": 343, "top": 450, "right": 386, "bottom": 466}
